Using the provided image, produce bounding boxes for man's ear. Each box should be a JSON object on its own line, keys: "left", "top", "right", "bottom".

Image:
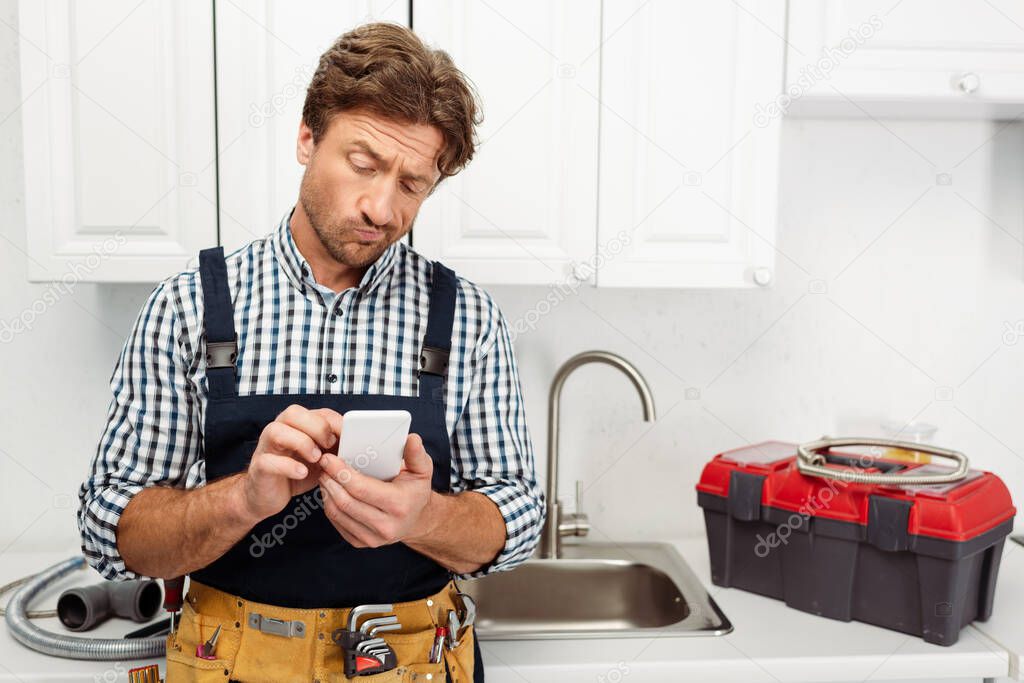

{"left": 297, "top": 120, "right": 315, "bottom": 166}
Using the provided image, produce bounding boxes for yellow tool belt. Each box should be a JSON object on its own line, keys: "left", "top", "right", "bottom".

{"left": 165, "top": 580, "right": 475, "bottom": 682}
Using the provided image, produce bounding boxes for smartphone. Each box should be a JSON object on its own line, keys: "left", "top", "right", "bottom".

{"left": 338, "top": 410, "right": 411, "bottom": 481}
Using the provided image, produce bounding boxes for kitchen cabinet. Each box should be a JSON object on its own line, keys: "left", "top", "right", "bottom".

{"left": 411, "top": 0, "right": 601, "bottom": 286}
{"left": 785, "top": 0, "right": 1024, "bottom": 118}
{"left": 18, "top": 0, "right": 781, "bottom": 288}
{"left": 214, "top": 0, "right": 408, "bottom": 252}
{"left": 18, "top": 0, "right": 217, "bottom": 282}
{"left": 595, "top": 0, "right": 784, "bottom": 288}
{"left": 413, "top": 0, "right": 785, "bottom": 289}
{"left": 18, "top": 0, "right": 405, "bottom": 283}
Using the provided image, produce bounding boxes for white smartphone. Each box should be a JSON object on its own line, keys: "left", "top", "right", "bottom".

{"left": 338, "top": 410, "right": 412, "bottom": 481}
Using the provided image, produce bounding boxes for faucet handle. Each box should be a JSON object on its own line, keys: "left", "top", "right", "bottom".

{"left": 558, "top": 480, "right": 590, "bottom": 538}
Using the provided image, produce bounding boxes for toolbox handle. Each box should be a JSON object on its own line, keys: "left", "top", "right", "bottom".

{"left": 796, "top": 437, "right": 969, "bottom": 486}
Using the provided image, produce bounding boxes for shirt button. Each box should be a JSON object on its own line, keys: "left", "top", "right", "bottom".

{"left": 333, "top": 306, "right": 343, "bottom": 317}
{"left": 326, "top": 373, "right": 338, "bottom": 384}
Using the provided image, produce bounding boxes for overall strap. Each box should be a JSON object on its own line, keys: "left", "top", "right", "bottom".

{"left": 199, "top": 247, "right": 238, "bottom": 399}
{"left": 418, "top": 261, "right": 457, "bottom": 403}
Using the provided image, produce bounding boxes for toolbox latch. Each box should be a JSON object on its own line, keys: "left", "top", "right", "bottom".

{"left": 867, "top": 496, "right": 912, "bottom": 552}
{"left": 727, "top": 471, "right": 765, "bottom": 522}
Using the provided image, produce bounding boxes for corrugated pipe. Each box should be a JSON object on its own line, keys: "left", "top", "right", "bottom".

{"left": 4, "top": 557, "right": 166, "bottom": 660}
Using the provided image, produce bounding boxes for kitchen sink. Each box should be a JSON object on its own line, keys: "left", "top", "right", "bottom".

{"left": 460, "top": 541, "right": 732, "bottom": 639}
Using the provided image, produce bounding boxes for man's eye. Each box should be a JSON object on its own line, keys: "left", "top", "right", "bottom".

{"left": 402, "top": 183, "right": 421, "bottom": 195}
{"left": 352, "top": 164, "right": 373, "bottom": 175}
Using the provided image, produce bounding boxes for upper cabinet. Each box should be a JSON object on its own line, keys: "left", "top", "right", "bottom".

{"left": 595, "top": 0, "right": 785, "bottom": 288}
{"left": 785, "top": 0, "right": 1024, "bottom": 118}
{"left": 214, "top": 0, "right": 409, "bottom": 253}
{"left": 18, "top": 0, "right": 216, "bottom": 282}
{"left": 24, "top": 1, "right": 1017, "bottom": 285}
{"left": 412, "top": 0, "right": 784, "bottom": 288}
{"left": 411, "top": 1, "right": 602, "bottom": 286}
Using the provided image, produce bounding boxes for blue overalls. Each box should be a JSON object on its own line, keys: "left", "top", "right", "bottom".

{"left": 186, "top": 246, "right": 484, "bottom": 681}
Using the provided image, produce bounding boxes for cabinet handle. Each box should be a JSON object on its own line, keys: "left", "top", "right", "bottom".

{"left": 752, "top": 267, "right": 773, "bottom": 287}
{"left": 955, "top": 72, "right": 981, "bottom": 95}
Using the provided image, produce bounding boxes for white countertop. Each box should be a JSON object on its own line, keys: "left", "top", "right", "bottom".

{"left": 0, "top": 537, "right": 1017, "bottom": 683}
{"left": 966, "top": 536, "right": 1024, "bottom": 681}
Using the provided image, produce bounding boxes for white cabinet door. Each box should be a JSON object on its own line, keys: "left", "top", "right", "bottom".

{"left": 786, "top": 0, "right": 1024, "bottom": 118}
{"left": 18, "top": 0, "right": 217, "bottom": 282}
{"left": 215, "top": 0, "right": 409, "bottom": 253}
{"left": 411, "top": 1, "right": 601, "bottom": 286}
{"left": 596, "top": 0, "right": 784, "bottom": 288}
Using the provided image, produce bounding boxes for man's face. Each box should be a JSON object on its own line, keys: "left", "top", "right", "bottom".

{"left": 297, "top": 109, "right": 444, "bottom": 267}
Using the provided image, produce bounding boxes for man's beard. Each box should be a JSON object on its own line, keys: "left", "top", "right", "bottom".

{"left": 299, "top": 173, "right": 398, "bottom": 269}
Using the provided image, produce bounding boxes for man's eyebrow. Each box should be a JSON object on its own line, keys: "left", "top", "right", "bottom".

{"left": 347, "top": 139, "right": 434, "bottom": 186}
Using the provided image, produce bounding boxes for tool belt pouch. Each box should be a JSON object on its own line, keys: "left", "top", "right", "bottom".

{"left": 441, "top": 624, "right": 475, "bottom": 683}
{"left": 164, "top": 581, "right": 475, "bottom": 683}
{"left": 327, "top": 615, "right": 476, "bottom": 681}
{"left": 165, "top": 601, "right": 242, "bottom": 682}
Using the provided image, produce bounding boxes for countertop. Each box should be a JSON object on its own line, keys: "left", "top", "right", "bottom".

{"left": 0, "top": 537, "right": 1017, "bottom": 683}
{"left": 967, "top": 536, "right": 1024, "bottom": 681}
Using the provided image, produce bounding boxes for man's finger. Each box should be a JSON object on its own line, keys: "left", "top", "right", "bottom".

{"left": 312, "top": 408, "right": 344, "bottom": 447}
{"left": 319, "top": 474, "right": 388, "bottom": 525}
{"left": 261, "top": 422, "right": 322, "bottom": 464}
{"left": 319, "top": 454, "right": 394, "bottom": 508}
{"left": 252, "top": 452, "right": 308, "bottom": 480}
{"left": 401, "top": 434, "right": 432, "bottom": 477}
{"left": 278, "top": 405, "right": 338, "bottom": 451}
{"left": 321, "top": 489, "right": 381, "bottom": 547}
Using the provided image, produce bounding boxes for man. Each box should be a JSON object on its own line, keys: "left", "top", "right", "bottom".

{"left": 78, "top": 22, "right": 544, "bottom": 682}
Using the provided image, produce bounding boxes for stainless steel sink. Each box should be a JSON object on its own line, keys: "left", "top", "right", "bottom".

{"left": 461, "top": 541, "right": 732, "bottom": 639}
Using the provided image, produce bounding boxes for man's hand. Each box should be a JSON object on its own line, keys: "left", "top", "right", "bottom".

{"left": 241, "top": 405, "right": 343, "bottom": 522}
{"left": 317, "top": 433, "right": 435, "bottom": 547}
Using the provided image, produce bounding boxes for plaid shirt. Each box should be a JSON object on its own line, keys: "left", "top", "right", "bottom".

{"left": 78, "top": 213, "right": 545, "bottom": 581}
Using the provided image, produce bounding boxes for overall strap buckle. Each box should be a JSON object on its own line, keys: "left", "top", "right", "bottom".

{"left": 247, "top": 612, "right": 306, "bottom": 638}
{"left": 418, "top": 345, "right": 449, "bottom": 377}
{"left": 206, "top": 339, "right": 238, "bottom": 369}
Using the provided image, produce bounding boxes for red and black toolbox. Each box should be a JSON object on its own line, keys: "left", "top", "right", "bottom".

{"left": 696, "top": 439, "right": 1016, "bottom": 646}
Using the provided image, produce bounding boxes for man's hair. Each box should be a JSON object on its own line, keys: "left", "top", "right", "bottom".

{"left": 302, "top": 22, "right": 481, "bottom": 181}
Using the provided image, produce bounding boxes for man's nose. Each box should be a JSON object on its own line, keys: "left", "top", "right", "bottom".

{"left": 358, "top": 182, "right": 394, "bottom": 228}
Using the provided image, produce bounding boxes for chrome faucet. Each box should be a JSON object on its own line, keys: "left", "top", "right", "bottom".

{"left": 539, "top": 351, "right": 657, "bottom": 559}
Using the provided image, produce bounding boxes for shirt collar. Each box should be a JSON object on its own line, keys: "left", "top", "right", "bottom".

{"left": 272, "top": 209, "right": 400, "bottom": 298}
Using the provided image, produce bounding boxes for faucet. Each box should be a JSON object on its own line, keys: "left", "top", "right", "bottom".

{"left": 539, "top": 350, "right": 657, "bottom": 559}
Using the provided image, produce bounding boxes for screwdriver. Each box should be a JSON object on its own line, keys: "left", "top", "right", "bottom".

{"left": 428, "top": 626, "right": 447, "bottom": 663}
{"left": 163, "top": 576, "right": 185, "bottom": 633}
{"left": 196, "top": 624, "right": 222, "bottom": 660}
{"left": 127, "top": 665, "right": 160, "bottom": 683}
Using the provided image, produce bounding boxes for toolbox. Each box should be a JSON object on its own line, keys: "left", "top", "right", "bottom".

{"left": 696, "top": 438, "right": 1016, "bottom": 646}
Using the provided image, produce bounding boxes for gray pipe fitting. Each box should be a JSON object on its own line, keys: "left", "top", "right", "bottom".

{"left": 6, "top": 557, "right": 166, "bottom": 660}
{"left": 57, "top": 579, "right": 162, "bottom": 631}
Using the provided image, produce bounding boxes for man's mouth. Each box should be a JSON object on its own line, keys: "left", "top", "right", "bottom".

{"left": 354, "top": 228, "right": 384, "bottom": 242}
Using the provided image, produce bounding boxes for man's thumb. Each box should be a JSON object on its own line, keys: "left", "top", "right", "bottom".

{"left": 403, "top": 434, "right": 432, "bottom": 476}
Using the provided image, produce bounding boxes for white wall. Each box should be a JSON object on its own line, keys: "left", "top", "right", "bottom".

{"left": 502, "top": 117, "right": 1024, "bottom": 544}
{"left": 1, "top": 0, "right": 1021, "bottom": 554}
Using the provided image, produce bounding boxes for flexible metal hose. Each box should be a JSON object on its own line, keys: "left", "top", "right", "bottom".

{"left": 797, "top": 437, "right": 970, "bottom": 485}
{"left": 5, "top": 556, "right": 166, "bottom": 660}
